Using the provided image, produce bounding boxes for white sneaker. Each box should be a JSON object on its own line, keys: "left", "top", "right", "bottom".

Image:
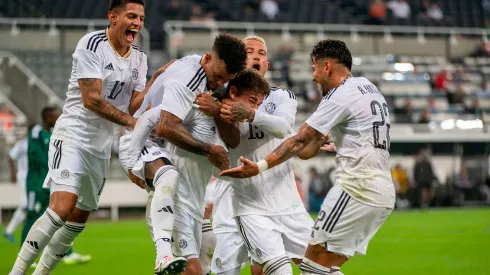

{"left": 61, "top": 252, "right": 92, "bottom": 265}
{"left": 154, "top": 255, "right": 187, "bottom": 275}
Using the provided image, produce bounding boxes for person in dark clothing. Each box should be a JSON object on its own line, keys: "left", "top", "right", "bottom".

{"left": 413, "top": 149, "right": 437, "bottom": 208}
{"left": 308, "top": 167, "right": 328, "bottom": 212}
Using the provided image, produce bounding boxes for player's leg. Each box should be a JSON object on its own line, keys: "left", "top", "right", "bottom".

{"left": 211, "top": 231, "right": 249, "bottom": 275}
{"left": 34, "top": 206, "right": 90, "bottom": 273}
{"left": 34, "top": 151, "right": 105, "bottom": 273}
{"left": 173, "top": 208, "right": 205, "bottom": 275}
{"left": 4, "top": 184, "right": 27, "bottom": 243}
{"left": 236, "top": 215, "right": 293, "bottom": 275}
{"left": 300, "top": 185, "right": 392, "bottom": 274}
{"left": 10, "top": 140, "right": 83, "bottom": 275}
{"left": 200, "top": 205, "right": 216, "bottom": 275}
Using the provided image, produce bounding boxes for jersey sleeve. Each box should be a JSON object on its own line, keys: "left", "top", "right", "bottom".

{"left": 305, "top": 99, "right": 350, "bottom": 136}
{"left": 252, "top": 93, "right": 297, "bottom": 138}
{"left": 73, "top": 47, "right": 104, "bottom": 80}
{"left": 159, "top": 80, "right": 196, "bottom": 120}
{"left": 8, "top": 141, "right": 21, "bottom": 160}
{"left": 128, "top": 107, "right": 161, "bottom": 168}
{"left": 133, "top": 54, "right": 148, "bottom": 92}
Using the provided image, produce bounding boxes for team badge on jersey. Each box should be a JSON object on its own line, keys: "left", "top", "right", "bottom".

{"left": 179, "top": 239, "right": 187, "bottom": 249}
{"left": 255, "top": 248, "right": 262, "bottom": 258}
{"left": 265, "top": 102, "right": 276, "bottom": 113}
{"left": 215, "top": 258, "right": 222, "bottom": 268}
{"left": 132, "top": 69, "right": 138, "bottom": 80}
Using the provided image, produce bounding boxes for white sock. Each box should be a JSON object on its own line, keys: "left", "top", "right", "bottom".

{"left": 10, "top": 208, "right": 64, "bottom": 275}
{"left": 299, "top": 258, "right": 340, "bottom": 274}
{"left": 200, "top": 220, "right": 216, "bottom": 275}
{"left": 263, "top": 256, "right": 292, "bottom": 275}
{"left": 6, "top": 207, "right": 26, "bottom": 234}
{"left": 151, "top": 166, "right": 179, "bottom": 258}
{"left": 36, "top": 221, "right": 86, "bottom": 272}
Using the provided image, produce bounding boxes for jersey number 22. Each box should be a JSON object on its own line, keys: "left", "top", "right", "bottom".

{"left": 370, "top": 100, "right": 390, "bottom": 150}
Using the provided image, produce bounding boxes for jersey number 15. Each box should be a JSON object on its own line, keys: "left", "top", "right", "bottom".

{"left": 370, "top": 100, "right": 390, "bottom": 150}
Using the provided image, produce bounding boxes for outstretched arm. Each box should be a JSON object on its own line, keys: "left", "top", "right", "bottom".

{"left": 220, "top": 123, "right": 323, "bottom": 178}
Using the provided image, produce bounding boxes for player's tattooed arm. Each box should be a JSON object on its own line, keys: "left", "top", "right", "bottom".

{"left": 79, "top": 78, "right": 136, "bottom": 128}
{"left": 220, "top": 101, "right": 255, "bottom": 122}
{"left": 219, "top": 123, "right": 323, "bottom": 178}
{"left": 297, "top": 135, "right": 331, "bottom": 160}
{"left": 266, "top": 123, "right": 323, "bottom": 167}
{"left": 157, "top": 110, "right": 230, "bottom": 170}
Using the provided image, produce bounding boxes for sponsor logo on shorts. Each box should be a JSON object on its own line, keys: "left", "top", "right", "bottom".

{"left": 179, "top": 239, "right": 187, "bottom": 249}
{"left": 255, "top": 248, "right": 262, "bottom": 258}
{"left": 61, "top": 170, "right": 70, "bottom": 178}
{"left": 152, "top": 151, "right": 161, "bottom": 156}
{"left": 215, "top": 258, "right": 222, "bottom": 268}
{"left": 265, "top": 102, "right": 276, "bottom": 113}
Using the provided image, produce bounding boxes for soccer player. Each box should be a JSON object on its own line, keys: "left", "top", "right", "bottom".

{"left": 21, "top": 107, "right": 91, "bottom": 268}
{"left": 120, "top": 34, "right": 247, "bottom": 274}
{"left": 4, "top": 137, "right": 28, "bottom": 243}
{"left": 199, "top": 36, "right": 313, "bottom": 275}
{"left": 221, "top": 39, "right": 396, "bottom": 275}
{"left": 9, "top": 1, "right": 151, "bottom": 274}
{"left": 170, "top": 68, "right": 269, "bottom": 275}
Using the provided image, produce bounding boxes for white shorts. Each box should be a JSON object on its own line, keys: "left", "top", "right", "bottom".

{"left": 172, "top": 206, "right": 202, "bottom": 259}
{"left": 118, "top": 135, "right": 170, "bottom": 181}
{"left": 211, "top": 231, "right": 249, "bottom": 274}
{"left": 43, "top": 140, "right": 109, "bottom": 211}
{"left": 310, "top": 185, "right": 392, "bottom": 257}
{"left": 236, "top": 211, "right": 313, "bottom": 264}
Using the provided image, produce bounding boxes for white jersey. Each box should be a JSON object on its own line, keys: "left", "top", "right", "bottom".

{"left": 228, "top": 87, "right": 305, "bottom": 217}
{"left": 52, "top": 29, "right": 148, "bottom": 158}
{"left": 9, "top": 138, "right": 28, "bottom": 186}
{"left": 166, "top": 106, "right": 227, "bottom": 221}
{"left": 305, "top": 77, "right": 395, "bottom": 208}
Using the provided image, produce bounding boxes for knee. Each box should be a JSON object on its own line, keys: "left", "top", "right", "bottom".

{"left": 153, "top": 165, "right": 179, "bottom": 190}
{"left": 66, "top": 207, "right": 91, "bottom": 224}
{"left": 48, "top": 192, "right": 79, "bottom": 221}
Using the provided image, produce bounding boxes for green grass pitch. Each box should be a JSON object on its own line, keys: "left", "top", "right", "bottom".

{"left": 1, "top": 208, "right": 489, "bottom": 274}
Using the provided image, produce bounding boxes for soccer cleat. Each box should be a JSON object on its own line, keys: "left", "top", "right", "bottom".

{"left": 3, "top": 231, "right": 15, "bottom": 243}
{"left": 154, "top": 255, "right": 187, "bottom": 275}
{"left": 61, "top": 252, "right": 92, "bottom": 265}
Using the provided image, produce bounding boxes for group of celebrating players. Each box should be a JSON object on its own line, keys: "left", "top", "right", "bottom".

{"left": 9, "top": 0, "right": 396, "bottom": 275}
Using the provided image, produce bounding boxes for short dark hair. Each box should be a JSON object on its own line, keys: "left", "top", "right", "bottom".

{"left": 310, "top": 39, "right": 352, "bottom": 70}
{"left": 226, "top": 69, "right": 270, "bottom": 97}
{"left": 213, "top": 34, "right": 247, "bottom": 75}
{"left": 41, "top": 106, "right": 57, "bottom": 121}
{"left": 109, "top": 0, "right": 145, "bottom": 11}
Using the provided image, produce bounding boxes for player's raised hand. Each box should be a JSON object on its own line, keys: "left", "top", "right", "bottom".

{"left": 207, "top": 144, "right": 230, "bottom": 171}
{"left": 219, "top": 156, "right": 259, "bottom": 178}
{"left": 195, "top": 93, "right": 220, "bottom": 118}
{"left": 128, "top": 170, "right": 147, "bottom": 189}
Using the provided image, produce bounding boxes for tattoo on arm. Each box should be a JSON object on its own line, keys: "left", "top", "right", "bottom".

{"left": 79, "top": 78, "right": 135, "bottom": 128}
{"left": 267, "top": 124, "right": 322, "bottom": 167}
{"left": 157, "top": 111, "right": 211, "bottom": 155}
{"left": 231, "top": 103, "right": 254, "bottom": 121}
